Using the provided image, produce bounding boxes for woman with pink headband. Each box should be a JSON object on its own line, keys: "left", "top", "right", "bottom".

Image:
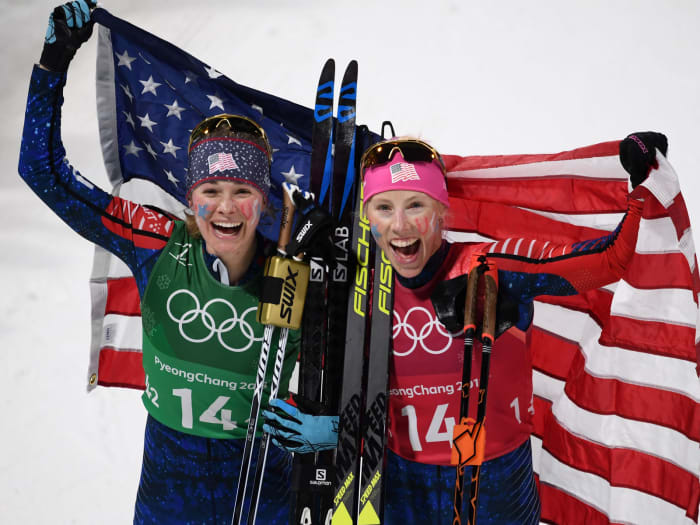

{"left": 266, "top": 132, "right": 667, "bottom": 523}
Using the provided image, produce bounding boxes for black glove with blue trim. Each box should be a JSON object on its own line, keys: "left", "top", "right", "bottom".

{"left": 40, "top": 0, "right": 97, "bottom": 72}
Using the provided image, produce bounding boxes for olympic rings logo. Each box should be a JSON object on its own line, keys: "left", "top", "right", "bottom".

{"left": 166, "top": 289, "right": 263, "bottom": 353}
{"left": 392, "top": 306, "right": 460, "bottom": 357}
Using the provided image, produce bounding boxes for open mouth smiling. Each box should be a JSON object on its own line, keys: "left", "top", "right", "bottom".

{"left": 390, "top": 238, "right": 420, "bottom": 257}
{"left": 212, "top": 221, "right": 243, "bottom": 236}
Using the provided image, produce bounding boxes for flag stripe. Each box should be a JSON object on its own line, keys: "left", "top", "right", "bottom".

{"left": 105, "top": 277, "right": 141, "bottom": 316}
{"left": 97, "top": 348, "right": 145, "bottom": 389}
{"left": 447, "top": 177, "right": 627, "bottom": 214}
{"left": 537, "top": 482, "right": 611, "bottom": 525}
{"left": 102, "top": 313, "right": 143, "bottom": 350}
{"left": 543, "top": 419, "right": 699, "bottom": 518}
{"left": 538, "top": 448, "right": 697, "bottom": 525}
{"left": 535, "top": 301, "right": 700, "bottom": 384}
{"left": 551, "top": 393, "right": 699, "bottom": 473}
{"left": 564, "top": 352, "right": 700, "bottom": 440}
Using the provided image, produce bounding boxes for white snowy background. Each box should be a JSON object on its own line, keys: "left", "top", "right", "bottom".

{"left": 2, "top": 1, "right": 699, "bottom": 523}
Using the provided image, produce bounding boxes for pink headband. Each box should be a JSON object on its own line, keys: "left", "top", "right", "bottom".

{"left": 362, "top": 151, "right": 449, "bottom": 206}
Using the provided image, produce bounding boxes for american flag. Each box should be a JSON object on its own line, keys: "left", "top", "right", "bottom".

{"left": 208, "top": 152, "right": 239, "bottom": 174}
{"left": 88, "top": 7, "right": 699, "bottom": 524}
{"left": 390, "top": 161, "right": 421, "bottom": 183}
{"left": 444, "top": 145, "right": 700, "bottom": 525}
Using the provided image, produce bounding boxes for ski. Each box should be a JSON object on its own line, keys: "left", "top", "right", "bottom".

{"left": 318, "top": 59, "right": 359, "bottom": 525}
{"left": 356, "top": 244, "right": 394, "bottom": 524}
{"left": 330, "top": 153, "right": 370, "bottom": 525}
{"left": 290, "top": 57, "right": 336, "bottom": 525}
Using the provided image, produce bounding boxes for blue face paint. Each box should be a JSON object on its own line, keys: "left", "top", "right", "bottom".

{"left": 197, "top": 204, "right": 210, "bottom": 218}
{"left": 371, "top": 223, "right": 382, "bottom": 240}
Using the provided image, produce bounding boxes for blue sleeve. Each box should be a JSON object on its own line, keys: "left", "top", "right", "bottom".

{"left": 18, "top": 65, "right": 172, "bottom": 295}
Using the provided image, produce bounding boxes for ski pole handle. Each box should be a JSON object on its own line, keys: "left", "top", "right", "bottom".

{"left": 278, "top": 182, "right": 298, "bottom": 255}
{"left": 481, "top": 262, "right": 499, "bottom": 348}
{"left": 463, "top": 258, "right": 481, "bottom": 337}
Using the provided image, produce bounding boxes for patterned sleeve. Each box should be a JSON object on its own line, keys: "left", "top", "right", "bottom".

{"left": 486, "top": 198, "right": 643, "bottom": 301}
{"left": 447, "top": 198, "right": 643, "bottom": 330}
{"left": 18, "top": 65, "right": 176, "bottom": 292}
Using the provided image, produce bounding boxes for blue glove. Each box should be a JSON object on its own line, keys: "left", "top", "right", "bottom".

{"left": 41, "top": 0, "right": 96, "bottom": 71}
{"left": 262, "top": 398, "right": 338, "bottom": 454}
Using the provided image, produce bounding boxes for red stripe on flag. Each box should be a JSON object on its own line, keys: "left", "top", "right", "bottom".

{"left": 447, "top": 178, "right": 627, "bottom": 214}
{"left": 443, "top": 141, "right": 621, "bottom": 171}
{"left": 564, "top": 352, "right": 700, "bottom": 440}
{"left": 540, "top": 482, "right": 612, "bottom": 525}
{"left": 532, "top": 396, "right": 552, "bottom": 439}
{"left": 105, "top": 277, "right": 141, "bottom": 316}
{"left": 625, "top": 253, "right": 696, "bottom": 290}
{"left": 543, "top": 417, "right": 700, "bottom": 519}
{"left": 97, "top": 347, "right": 145, "bottom": 390}
{"left": 531, "top": 328, "right": 579, "bottom": 381}
{"left": 446, "top": 199, "right": 608, "bottom": 243}
{"left": 600, "top": 316, "right": 697, "bottom": 362}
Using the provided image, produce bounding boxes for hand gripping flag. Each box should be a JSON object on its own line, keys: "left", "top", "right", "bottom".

{"left": 87, "top": 7, "right": 699, "bottom": 524}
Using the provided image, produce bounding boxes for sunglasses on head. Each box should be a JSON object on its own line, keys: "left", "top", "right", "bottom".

{"left": 360, "top": 138, "right": 446, "bottom": 180}
{"left": 188, "top": 113, "right": 273, "bottom": 160}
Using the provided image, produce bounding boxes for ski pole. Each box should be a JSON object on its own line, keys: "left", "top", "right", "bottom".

{"left": 247, "top": 184, "right": 315, "bottom": 524}
{"left": 232, "top": 183, "right": 310, "bottom": 525}
{"left": 451, "top": 256, "right": 498, "bottom": 525}
{"left": 452, "top": 259, "right": 481, "bottom": 524}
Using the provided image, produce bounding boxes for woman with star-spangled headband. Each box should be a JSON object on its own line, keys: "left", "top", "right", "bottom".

{"left": 19, "top": 2, "right": 300, "bottom": 523}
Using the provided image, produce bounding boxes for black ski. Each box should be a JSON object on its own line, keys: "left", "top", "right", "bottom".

{"left": 291, "top": 57, "right": 335, "bottom": 525}
{"left": 318, "top": 60, "right": 360, "bottom": 525}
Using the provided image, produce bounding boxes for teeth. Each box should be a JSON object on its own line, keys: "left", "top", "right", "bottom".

{"left": 390, "top": 239, "right": 418, "bottom": 248}
{"left": 214, "top": 222, "right": 242, "bottom": 228}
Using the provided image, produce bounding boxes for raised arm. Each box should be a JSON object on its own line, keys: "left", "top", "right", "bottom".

{"left": 442, "top": 133, "right": 667, "bottom": 332}
{"left": 18, "top": 2, "right": 175, "bottom": 292}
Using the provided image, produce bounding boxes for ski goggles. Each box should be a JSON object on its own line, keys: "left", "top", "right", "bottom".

{"left": 360, "top": 138, "right": 446, "bottom": 181}
{"left": 188, "top": 113, "right": 273, "bottom": 161}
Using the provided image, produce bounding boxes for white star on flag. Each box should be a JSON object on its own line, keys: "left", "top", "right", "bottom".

{"left": 281, "top": 165, "right": 304, "bottom": 185}
{"left": 164, "top": 169, "right": 179, "bottom": 186}
{"left": 184, "top": 71, "right": 197, "bottom": 84}
{"left": 115, "top": 49, "right": 137, "bottom": 70}
{"left": 137, "top": 113, "right": 157, "bottom": 132}
{"left": 205, "top": 65, "right": 223, "bottom": 79}
{"left": 207, "top": 94, "right": 225, "bottom": 111}
{"left": 123, "top": 111, "right": 135, "bottom": 128}
{"left": 139, "top": 75, "right": 162, "bottom": 95}
{"left": 287, "top": 134, "right": 302, "bottom": 146}
{"left": 160, "top": 138, "right": 181, "bottom": 158}
{"left": 164, "top": 100, "right": 186, "bottom": 120}
{"left": 123, "top": 140, "right": 143, "bottom": 157}
{"left": 138, "top": 52, "right": 151, "bottom": 65}
{"left": 120, "top": 83, "right": 134, "bottom": 102}
{"left": 144, "top": 143, "right": 158, "bottom": 159}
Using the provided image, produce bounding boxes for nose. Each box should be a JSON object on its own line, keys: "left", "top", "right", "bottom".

{"left": 390, "top": 209, "right": 408, "bottom": 232}
{"left": 218, "top": 197, "right": 237, "bottom": 214}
